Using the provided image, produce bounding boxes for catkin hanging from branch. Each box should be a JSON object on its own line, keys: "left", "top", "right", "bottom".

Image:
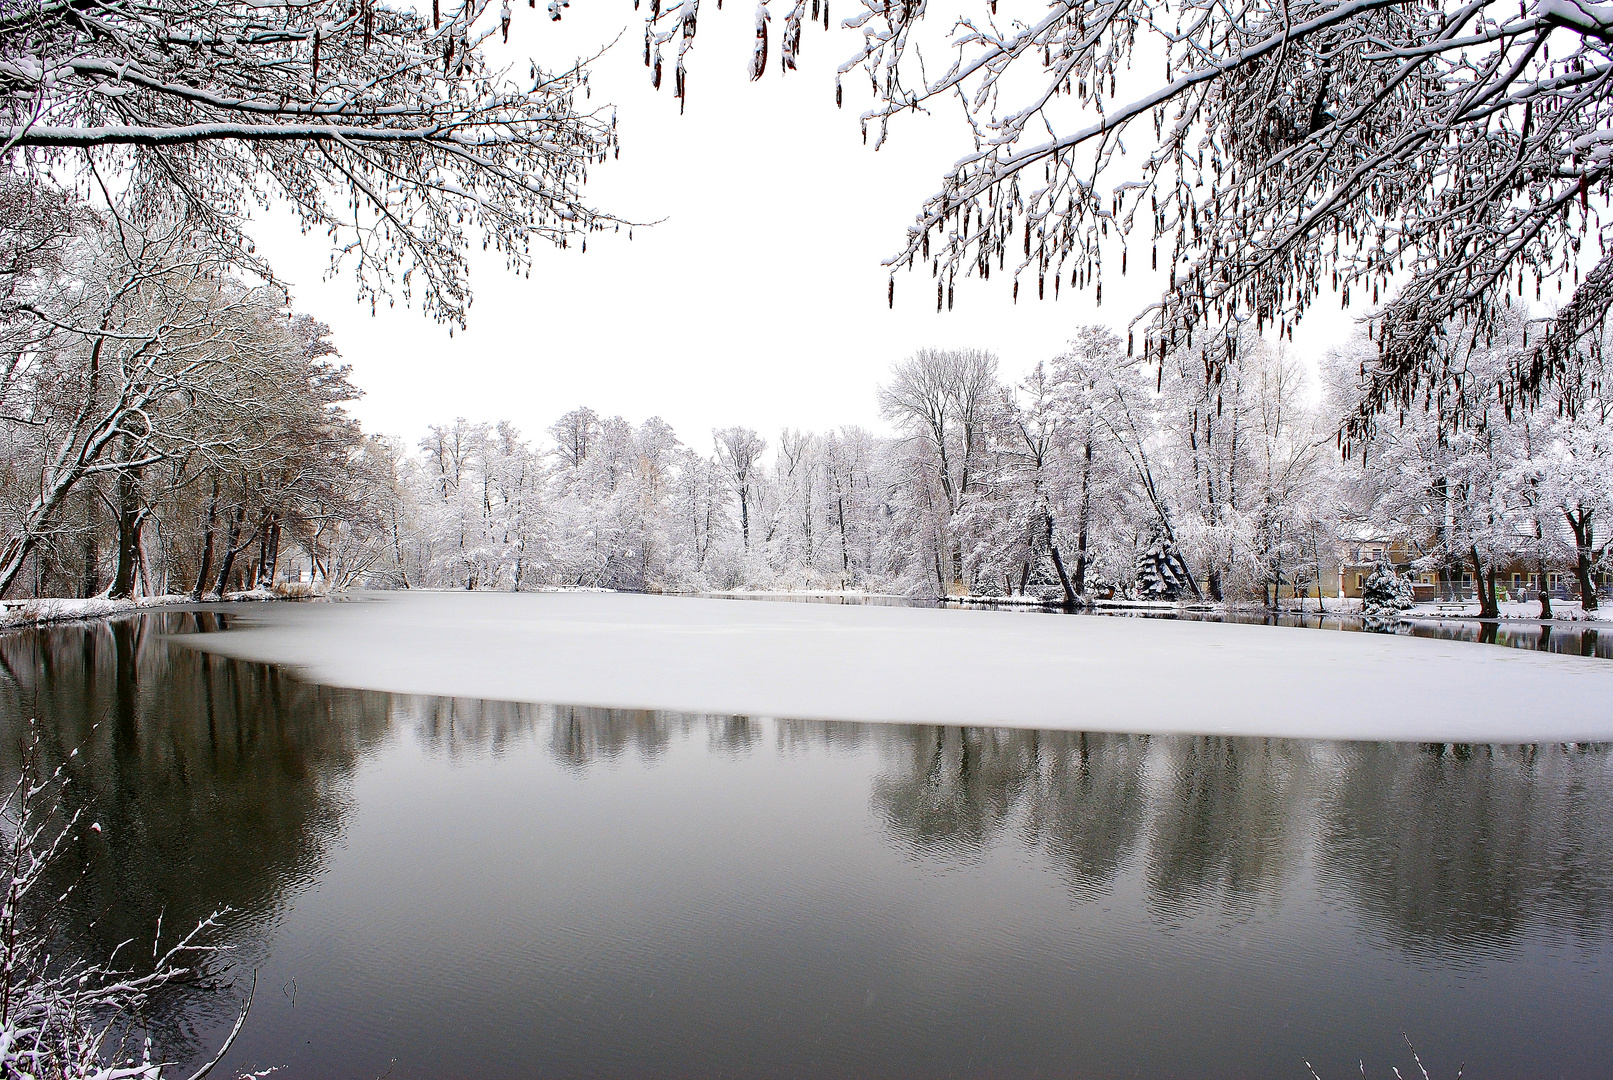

{"left": 749, "top": 0, "right": 771, "bottom": 81}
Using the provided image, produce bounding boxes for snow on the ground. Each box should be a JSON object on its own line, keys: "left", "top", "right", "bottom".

{"left": 1403, "top": 599, "right": 1610, "bottom": 622}
{"left": 0, "top": 589, "right": 303, "bottom": 630}
{"left": 0, "top": 594, "right": 194, "bottom": 629}
{"left": 1087, "top": 598, "right": 1193, "bottom": 610}
{"left": 170, "top": 591, "right": 1613, "bottom": 743}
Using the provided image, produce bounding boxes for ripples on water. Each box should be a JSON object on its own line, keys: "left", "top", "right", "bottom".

{"left": 0, "top": 611, "right": 1608, "bottom": 1079}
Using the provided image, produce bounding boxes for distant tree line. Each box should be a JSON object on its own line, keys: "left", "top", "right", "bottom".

{"left": 378, "top": 317, "right": 1612, "bottom": 610}
{"left": 3, "top": 238, "right": 1606, "bottom": 608}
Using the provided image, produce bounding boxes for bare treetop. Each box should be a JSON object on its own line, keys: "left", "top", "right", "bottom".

{"left": 2, "top": 0, "right": 621, "bottom": 323}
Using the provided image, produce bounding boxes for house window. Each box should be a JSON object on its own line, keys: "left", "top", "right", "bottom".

{"left": 1355, "top": 573, "right": 1364, "bottom": 591}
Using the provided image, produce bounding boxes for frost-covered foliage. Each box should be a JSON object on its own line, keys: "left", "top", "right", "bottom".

{"left": 383, "top": 333, "right": 1359, "bottom": 602}
{"left": 365, "top": 312, "right": 1605, "bottom": 606}
{"left": 0, "top": 731, "right": 231, "bottom": 1080}
{"left": 393, "top": 412, "right": 899, "bottom": 593}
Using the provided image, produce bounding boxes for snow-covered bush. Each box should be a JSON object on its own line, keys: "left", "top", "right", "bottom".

{"left": 0, "top": 729, "right": 240, "bottom": 1079}
{"left": 1361, "top": 564, "right": 1414, "bottom": 618}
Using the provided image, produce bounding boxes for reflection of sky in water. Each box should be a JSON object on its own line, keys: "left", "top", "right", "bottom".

{"left": 0, "top": 612, "right": 1609, "bottom": 1080}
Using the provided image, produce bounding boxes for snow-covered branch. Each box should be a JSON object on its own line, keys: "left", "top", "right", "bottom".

{"left": 1, "top": 0, "right": 621, "bottom": 324}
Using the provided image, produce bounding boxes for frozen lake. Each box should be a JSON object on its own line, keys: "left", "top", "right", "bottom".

{"left": 2, "top": 607, "right": 1611, "bottom": 1078}
{"left": 176, "top": 590, "right": 1613, "bottom": 743}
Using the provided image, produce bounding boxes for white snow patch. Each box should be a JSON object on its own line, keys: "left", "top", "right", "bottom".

{"left": 0, "top": 589, "right": 305, "bottom": 630}
{"left": 169, "top": 591, "right": 1613, "bottom": 743}
{"left": 1401, "top": 599, "right": 1610, "bottom": 623}
{"left": 0, "top": 594, "right": 193, "bottom": 629}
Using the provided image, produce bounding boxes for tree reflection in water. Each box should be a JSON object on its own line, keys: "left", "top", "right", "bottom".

{"left": 1319, "top": 741, "right": 1613, "bottom": 952}
{"left": 869, "top": 726, "right": 1149, "bottom": 899}
{"left": 3, "top": 613, "right": 1608, "bottom": 967}
{"left": 1144, "top": 736, "right": 1308, "bottom": 918}
{"left": 0, "top": 612, "right": 392, "bottom": 1059}
{"left": 868, "top": 722, "right": 1613, "bottom": 951}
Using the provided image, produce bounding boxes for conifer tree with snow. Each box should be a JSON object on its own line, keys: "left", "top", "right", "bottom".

{"left": 1134, "top": 531, "right": 1196, "bottom": 601}
{"left": 1362, "top": 563, "right": 1414, "bottom": 618}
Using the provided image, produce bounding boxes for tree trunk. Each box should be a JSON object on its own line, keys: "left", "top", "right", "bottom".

{"left": 1046, "top": 512, "right": 1078, "bottom": 609}
{"left": 1072, "top": 439, "right": 1092, "bottom": 596}
{"left": 133, "top": 509, "right": 155, "bottom": 596}
{"left": 213, "top": 505, "right": 246, "bottom": 598}
{"left": 264, "top": 516, "right": 282, "bottom": 587}
{"left": 108, "top": 440, "right": 143, "bottom": 599}
{"left": 391, "top": 509, "right": 411, "bottom": 589}
{"left": 1567, "top": 509, "right": 1598, "bottom": 611}
{"left": 837, "top": 496, "right": 850, "bottom": 581}
{"left": 1471, "top": 546, "right": 1498, "bottom": 619}
{"left": 80, "top": 493, "right": 99, "bottom": 598}
{"left": 1273, "top": 541, "right": 1283, "bottom": 612}
{"left": 193, "top": 475, "right": 221, "bottom": 600}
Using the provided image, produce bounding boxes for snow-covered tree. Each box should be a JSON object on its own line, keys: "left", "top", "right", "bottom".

{"left": 820, "top": 426, "right": 889, "bottom": 587}
{"left": 3, "top": 0, "right": 618, "bottom": 322}
{"left": 1362, "top": 562, "right": 1414, "bottom": 617}
{"left": 713, "top": 426, "right": 766, "bottom": 555}
{"left": 879, "top": 348, "right": 1001, "bottom": 594}
{"left": 1534, "top": 341, "right": 1613, "bottom": 609}
{"left": 0, "top": 216, "right": 390, "bottom": 600}
{"left": 1329, "top": 306, "right": 1553, "bottom": 617}
{"left": 648, "top": 0, "right": 1613, "bottom": 444}
{"left": 1048, "top": 327, "right": 1134, "bottom": 597}
{"left": 1135, "top": 530, "right": 1197, "bottom": 601}
{"left": 666, "top": 445, "right": 729, "bottom": 586}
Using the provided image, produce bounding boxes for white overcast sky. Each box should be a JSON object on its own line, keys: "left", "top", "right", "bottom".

{"left": 246, "top": 1, "right": 1361, "bottom": 449}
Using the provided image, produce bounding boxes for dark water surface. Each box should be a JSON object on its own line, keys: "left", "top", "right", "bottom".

{"left": 2, "top": 611, "right": 1611, "bottom": 1079}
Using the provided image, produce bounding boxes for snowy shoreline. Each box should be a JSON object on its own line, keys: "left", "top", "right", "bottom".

{"left": 0, "top": 590, "right": 296, "bottom": 631}
{"left": 942, "top": 592, "right": 1613, "bottom": 626}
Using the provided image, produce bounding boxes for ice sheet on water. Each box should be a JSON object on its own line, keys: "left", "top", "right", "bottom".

{"left": 172, "top": 591, "right": 1613, "bottom": 743}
